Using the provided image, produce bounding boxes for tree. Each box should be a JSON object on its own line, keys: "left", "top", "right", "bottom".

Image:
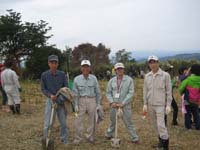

{"left": 71, "top": 43, "right": 111, "bottom": 73}
{"left": 115, "top": 49, "right": 132, "bottom": 64}
{"left": 25, "top": 46, "right": 65, "bottom": 79}
{"left": 63, "top": 46, "right": 73, "bottom": 73}
{"left": 0, "top": 9, "right": 52, "bottom": 70}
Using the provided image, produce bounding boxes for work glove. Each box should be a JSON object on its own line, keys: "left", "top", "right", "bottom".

{"left": 143, "top": 105, "right": 147, "bottom": 113}
{"left": 117, "top": 103, "right": 124, "bottom": 108}
{"left": 18, "top": 88, "right": 22, "bottom": 92}
{"left": 74, "top": 105, "right": 79, "bottom": 117}
{"left": 75, "top": 105, "right": 79, "bottom": 113}
{"left": 165, "top": 106, "right": 171, "bottom": 115}
{"left": 96, "top": 104, "right": 101, "bottom": 110}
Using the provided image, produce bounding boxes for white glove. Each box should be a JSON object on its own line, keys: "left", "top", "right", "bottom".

{"left": 96, "top": 104, "right": 101, "bottom": 110}
{"left": 165, "top": 106, "right": 171, "bottom": 115}
{"left": 75, "top": 105, "right": 79, "bottom": 112}
{"left": 143, "top": 105, "right": 148, "bottom": 113}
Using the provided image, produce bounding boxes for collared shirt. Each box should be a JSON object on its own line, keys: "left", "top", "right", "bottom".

{"left": 41, "top": 70, "right": 67, "bottom": 98}
{"left": 73, "top": 74, "right": 102, "bottom": 104}
{"left": 143, "top": 68, "right": 172, "bottom": 106}
{"left": 106, "top": 75, "right": 134, "bottom": 105}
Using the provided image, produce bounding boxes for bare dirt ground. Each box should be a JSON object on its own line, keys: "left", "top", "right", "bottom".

{"left": 0, "top": 79, "right": 200, "bottom": 150}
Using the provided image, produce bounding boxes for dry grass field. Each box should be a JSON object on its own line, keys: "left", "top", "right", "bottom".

{"left": 0, "top": 79, "right": 200, "bottom": 150}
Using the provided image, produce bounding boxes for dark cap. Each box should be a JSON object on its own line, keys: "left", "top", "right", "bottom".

{"left": 191, "top": 64, "right": 200, "bottom": 76}
{"left": 48, "top": 55, "right": 59, "bottom": 62}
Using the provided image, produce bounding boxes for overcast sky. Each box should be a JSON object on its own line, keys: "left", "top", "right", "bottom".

{"left": 0, "top": 0, "right": 200, "bottom": 55}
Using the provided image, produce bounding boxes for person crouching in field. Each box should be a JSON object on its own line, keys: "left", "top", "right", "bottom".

{"left": 1, "top": 60, "right": 22, "bottom": 114}
{"left": 41, "top": 55, "right": 68, "bottom": 144}
{"left": 143, "top": 55, "right": 172, "bottom": 150}
{"left": 179, "top": 64, "right": 200, "bottom": 130}
{"left": 105, "top": 62, "right": 139, "bottom": 144}
{"left": 73, "top": 60, "right": 102, "bottom": 144}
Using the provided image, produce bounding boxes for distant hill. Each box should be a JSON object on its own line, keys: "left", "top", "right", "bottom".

{"left": 137, "top": 53, "right": 200, "bottom": 62}
{"left": 160, "top": 53, "right": 200, "bottom": 61}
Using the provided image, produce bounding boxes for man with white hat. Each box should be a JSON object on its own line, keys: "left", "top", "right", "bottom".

{"left": 143, "top": 55, "right": 172, "bottom": 150}
{"left": 73, "top": 60, "right": 102, "bottom": 144}
{"left": 105, "top": 62, "right": 139, "bottom": 144}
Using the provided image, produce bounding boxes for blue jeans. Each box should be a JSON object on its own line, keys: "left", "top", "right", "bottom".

{"left": 185, "top": 104, "right": 200, "bottom": 130}
{"left": 43, "top": 98, "right": 68, "bottom": 143}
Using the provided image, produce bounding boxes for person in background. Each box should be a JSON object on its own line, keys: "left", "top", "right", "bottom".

{"left": 73, "top": 60, "right": 102, "bottom": 144}
{"left": 165, "top": 65, "right": 179, "bottom": 126}
{"left": 178, "top": 66, "right": 190, "bottom": 82}
{"left": 178, "top": 66, "right": 192, "bottom": 125}
{"left": 111, "top": 67, "right": 116, "bottom": 77}
{"left": 106, "top": 70, "right": 111, "bottom": 81}
{"left": 0, "top": 64, "right": 9, "bottom": 112}
{"left": 171, "top": 78, "right": 179, "bottom": 125}
{"left": 143, "top": 55, "right": 172, "bottom": 150}
{"left": 179, "top": 64, "right": 200, "bottom": 130}
{"left": 105, "top": 62, "right": 139, "bottom": 144}
{"left": 1, "top": 60, "right": 22, "bottom": 114}
{"left": 140, "top": 70, "right": 145, "bottom": 79}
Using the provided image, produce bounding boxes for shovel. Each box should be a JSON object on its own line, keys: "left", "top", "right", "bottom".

{"left": 42, "top": 101, "right": 57, "bottom": 150}
{"left": 111, "top": 107, "right": 122, "bottom": 148}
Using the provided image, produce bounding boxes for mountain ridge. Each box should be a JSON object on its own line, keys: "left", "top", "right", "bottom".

{"left": 136, "top": 52, "right": 200, "bottom": 62}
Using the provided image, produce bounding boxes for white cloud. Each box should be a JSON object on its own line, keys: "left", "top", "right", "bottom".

{"left": 1, "top": 0, "right": 200, "bottom": 52}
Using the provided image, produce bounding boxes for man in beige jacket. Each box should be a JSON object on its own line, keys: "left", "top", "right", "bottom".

{"left": 143, "top": 55, "right": 172, "bottom": 150}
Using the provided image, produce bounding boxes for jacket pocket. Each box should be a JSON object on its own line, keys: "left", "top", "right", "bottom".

{"left": 78, "top": 85, "right": 85, "bottom": 92}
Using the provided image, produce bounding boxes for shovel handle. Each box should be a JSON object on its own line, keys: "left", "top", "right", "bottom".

{"left": 114, "top": 109, "right": 118, "bottom": 138}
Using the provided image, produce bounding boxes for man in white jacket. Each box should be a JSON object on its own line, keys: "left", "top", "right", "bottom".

{"left": 1, "top": 61, "right": 21, "bottom": 114}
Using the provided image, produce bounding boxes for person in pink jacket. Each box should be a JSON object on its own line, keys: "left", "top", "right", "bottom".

{"left": 179, "top": 64, "right": 200, "bottom": 130}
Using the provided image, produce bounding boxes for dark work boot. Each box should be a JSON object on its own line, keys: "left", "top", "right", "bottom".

{"left": 161, "top": 139, "right": 169, "bottom": 150}
{"left": 152, "top": 137, "right": 162, "bottom": 148}
{"left": 15, "top": 104, "right": 20, "bottom": 114}
{"left": 9, "top": 105, "right": 16, "bottom": 114}
{"left": 172, "top": 120, "right": 178, "bottom": 125}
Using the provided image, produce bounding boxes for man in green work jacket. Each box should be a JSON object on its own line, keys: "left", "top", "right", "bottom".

{"left": 105, "top": 62, "right": 139, "bottom": 144}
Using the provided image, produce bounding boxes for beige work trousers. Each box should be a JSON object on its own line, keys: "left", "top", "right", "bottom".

{"left": 74, "top": 97, "right": 97, "bottom": 142}
{"left": 148, "top": 105, "right": 169, "bottom": 140}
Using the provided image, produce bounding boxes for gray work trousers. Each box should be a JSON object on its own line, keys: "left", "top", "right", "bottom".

{"left": 106, "top": 104, "right": 139, "bottom": 142}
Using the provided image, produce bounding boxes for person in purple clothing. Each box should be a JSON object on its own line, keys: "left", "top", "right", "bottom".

{"left": 178, "top": 66, "right": 190, "bottom": 82}
{"left": 178, "top": 66, "right": 190, "bottom": 105}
